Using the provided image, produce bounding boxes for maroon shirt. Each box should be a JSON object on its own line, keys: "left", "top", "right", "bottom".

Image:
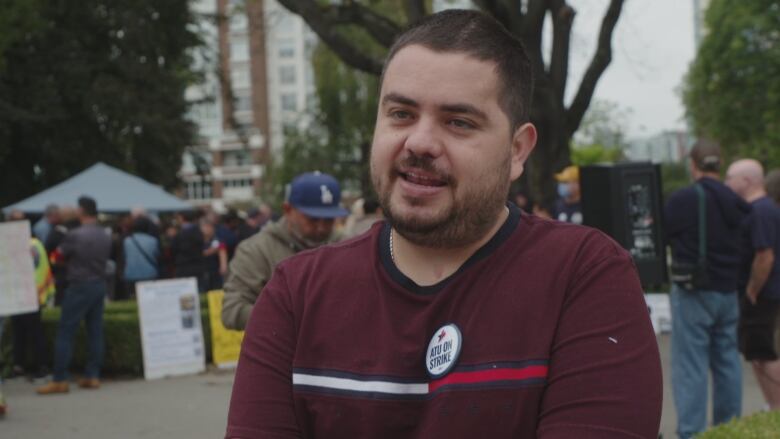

{"left": 226, "top": 206, "right": 662, "bottom": 438}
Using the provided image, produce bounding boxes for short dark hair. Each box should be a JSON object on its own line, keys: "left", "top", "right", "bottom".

{"left": 382, "top": 9, "right": 534, "bottom": 130}
{"left": 689, "top": 138, "right": 721, "bottom": 173}
{"left": 180, "top": 210, "right": 198, "bottom": 223}
{"left": 77, "top": 196, "right": 98, "bottom": 217}
{"left": 132, "top": 216, "right": 156, "bottom": 235}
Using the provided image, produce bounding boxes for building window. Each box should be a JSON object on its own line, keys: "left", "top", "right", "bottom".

{"left": 186, "top": 179, "right": 212, "bottom": 200}
{"left": 223, "top": 178, "right": 253, "bottom": 188}
{"left": 234, "top": 94, "right": 252, "bottom": 113}
{"left": 230, "top": 39, "right": 250, "bottom": 61}
{"left": 222, "top": 150, "right": 252, "bottom": 167}
{"left": 277, "top": 39, "right": 295, "bottom": 58}
{"left": 280, "top": 93, "right": 297, "bottom": 112}
{"left": 279, "top": 65, "right": 296, "bottom": 85}
{"left": 229, "top": 7, "right": 248, "bottom": 32}
{"left": 230, "top": 64, "right": 251, "bottom": 89}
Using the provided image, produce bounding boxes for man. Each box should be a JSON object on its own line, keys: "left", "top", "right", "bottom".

{"left": 171, "top": 210, "right": 206, "bottom": 292}
{"left": 727, "top": 159, "right": 780, "bottom": 410}
{"left": 38, "top": 196, "right": 111, "bottom": 394}
{"left": 226, "top": 10, "right": 661, "bottom": 438}
{"left": 236, "top": 204, "right": 273, "bottom": 243}
{"left": 551, "top": 165, "right": 582, "bottom": 224}
{"left": 665, "top": 141, "right": 751, "bottom": 438}
{"left": 221, "top": 172, "right": 348, "bottom": 330}
{"left": 32, "top": 204, "right": 59, "bottom": 244}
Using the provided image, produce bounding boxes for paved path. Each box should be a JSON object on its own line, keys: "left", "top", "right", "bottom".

{"left": 0, "top": 335, "right": 766, "bottom": 438}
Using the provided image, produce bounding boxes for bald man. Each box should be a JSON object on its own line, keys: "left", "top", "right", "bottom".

{"left": 727, "top": 159, "right": 780, "bottom": 410}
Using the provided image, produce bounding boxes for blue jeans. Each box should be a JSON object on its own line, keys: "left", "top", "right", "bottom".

{"left": 671, "top": 284, "right": 742, "bottom": 439}
{"left": 53, "top": 280, "right": 107, "bottom": 381}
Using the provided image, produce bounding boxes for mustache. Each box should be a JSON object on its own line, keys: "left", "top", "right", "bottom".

{"left": 395, "top": 155, "right": 453, "bottom": 185}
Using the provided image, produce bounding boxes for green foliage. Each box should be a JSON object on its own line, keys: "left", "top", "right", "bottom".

{"left": 1, "top": 295, "right": 212, "bottom": 377}
{"left": 698, "top": 411, "right": 780, "bottom": 438}
{"left": 684, "top": 0, "right": 780, "bottom": 170}
{"left": 265, "top": 43, "right": 380, "bottom": 206}
{"left": 0, "top": 0, "right": 44, "bottom": 71}
{"left": 570, "top": 144, "right": 623, "bottom": 166}
{"left": 661, "top": 162, "right": 691, "bottom": 200}
{"left": 0, "top": 0, "right": 204, "bottom": 207}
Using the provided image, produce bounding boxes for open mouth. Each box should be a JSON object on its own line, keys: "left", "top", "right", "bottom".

{"left": 399, "top": 170, "right": 448, "bottom": 187}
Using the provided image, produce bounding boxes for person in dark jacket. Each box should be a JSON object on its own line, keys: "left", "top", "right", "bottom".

{"left": 665, "top": 139, "right": 751, "bottom": 438}
{"left": 171, "top": 210, "right": 206, "bottom": 292}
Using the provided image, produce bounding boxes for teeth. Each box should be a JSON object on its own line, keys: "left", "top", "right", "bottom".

{"left": 405, "top": 171, "right": 443, "bottom": 186}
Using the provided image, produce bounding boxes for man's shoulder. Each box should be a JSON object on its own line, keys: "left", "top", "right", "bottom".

{"left": 234, "top": 221, "right": 298, "bottom": 261}
{"left": 513, "top": 214, "right": 628, "bottom": 267}
{"left": 277, "top": 226, "right": 379, "bottom": 276}
{"left": 752, "top": 197, "right": 780, "bottom": 218}
{"left": 667, "top": 184, "right": 696, "bottom": 204}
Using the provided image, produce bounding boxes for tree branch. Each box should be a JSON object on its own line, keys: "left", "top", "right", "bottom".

{"left": 275, "top": 0, "right": 384, "bottom": 75}
{"left": 549, "top": 1, "right": 575, "bottom": 106}
{"left": 565, "top": 0, "right": 624, "bottom": 137}
{"left": 522, "top": 0, "right": 548, "bottom": 41}
{"left": 474, "top": 0, "right": 512, "bottom": 29}
{"left": 403, "top": 0, "right": 426, "bottom": 23}
{"left": 321, "top": 2, "right": 401, "bottom": 48}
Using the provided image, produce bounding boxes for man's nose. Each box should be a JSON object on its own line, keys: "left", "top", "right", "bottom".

{"left": 403, "top": 116, "right": 443, "bottom": 158}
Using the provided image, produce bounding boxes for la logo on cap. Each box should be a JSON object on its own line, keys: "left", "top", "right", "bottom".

{"left": 320, "top": 185, "right": 334, "bottom": 205}
{"left": 425, "top": 323, "right": 462, "bottom": 378}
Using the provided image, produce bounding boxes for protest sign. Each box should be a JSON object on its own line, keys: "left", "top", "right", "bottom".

{"left": 0, "top": 221, "right": 38, "bottom": 316}
{"left": 207, "top": 290, "right": 244, "bottom": 368}
{"left": 137, "top": 278, "right": 205, "bottom": 380}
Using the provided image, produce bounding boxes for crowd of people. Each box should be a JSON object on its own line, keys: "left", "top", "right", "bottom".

{"left": 666, "top": 140, "right": 780, "bottom": 438}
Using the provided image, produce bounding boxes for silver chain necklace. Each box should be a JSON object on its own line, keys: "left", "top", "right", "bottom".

{"left": 389, "top": 228, "right": 395, "bottom": 263}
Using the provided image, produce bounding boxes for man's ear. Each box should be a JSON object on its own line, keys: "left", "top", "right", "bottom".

{"left": 510, "top": 123, "right": 538, "bottom": 180}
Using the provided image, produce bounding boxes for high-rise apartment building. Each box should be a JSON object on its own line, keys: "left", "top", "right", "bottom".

{"left": 181, "top": 0, "right": 315, "bottom": 209}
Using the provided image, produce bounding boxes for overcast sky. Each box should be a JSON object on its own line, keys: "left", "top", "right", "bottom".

{"left": 565, "top": 0, "right": 696, "bottom": 139}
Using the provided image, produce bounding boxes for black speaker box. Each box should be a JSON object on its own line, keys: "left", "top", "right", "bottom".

{"left": 581, "top": 162, "right": 667, "bottom": 286}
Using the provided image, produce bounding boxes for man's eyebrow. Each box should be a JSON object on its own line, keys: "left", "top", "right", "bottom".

{"left": 382, "top": 93, "right": 418, "bottom": 107}
{"left": 439, "top": 103, "right": 488, "bottom": 121}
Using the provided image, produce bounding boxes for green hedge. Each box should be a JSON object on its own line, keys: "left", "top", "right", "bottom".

{"left": 2, "top": 295, "right": 213, "bottom": 376}
{"left": 698, "top": 411, "right": 780, "bottom": 438}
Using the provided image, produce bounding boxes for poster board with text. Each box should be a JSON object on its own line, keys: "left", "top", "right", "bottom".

{"left": 137, "top": 278, "right": 205, "bottom": 380}
{"left": 0, "top": 221, "right": 38, "bottom": 316}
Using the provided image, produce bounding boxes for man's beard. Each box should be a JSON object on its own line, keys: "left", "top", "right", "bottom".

{"left": 373, "top": 153, "right": 511, "bottom": 249}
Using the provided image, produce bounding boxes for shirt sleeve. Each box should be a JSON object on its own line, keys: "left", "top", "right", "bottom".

{"left": 221, "top": 238, "right": 274, "bottom": 330}
{"left": 536, "top": 246, "right": 663, "bottom": 438}
{"left": 225, "top": 265, "right": 301, "bottom": 439}
{"left": 751, "top": 206, "right": 776, "bottom": 251}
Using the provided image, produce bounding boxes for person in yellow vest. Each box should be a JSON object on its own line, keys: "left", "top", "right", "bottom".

{"left": 10, "top": 238, "right": 55, "bottom": 380}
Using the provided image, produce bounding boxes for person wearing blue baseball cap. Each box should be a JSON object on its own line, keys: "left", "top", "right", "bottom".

{"left": 221, "top": 172, "right": 349, "bottom": 330}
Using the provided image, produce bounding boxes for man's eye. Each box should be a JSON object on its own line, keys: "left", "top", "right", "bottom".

{"left": 390, "top": 110, "right": 412, "bottom": 120}
{"left": 448, "top": 119, "right": 475, "bottom": 129}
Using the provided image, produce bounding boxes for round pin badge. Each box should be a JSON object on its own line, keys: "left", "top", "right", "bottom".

{"left": 425, "top": 323, "right": 463, "bottom": 378}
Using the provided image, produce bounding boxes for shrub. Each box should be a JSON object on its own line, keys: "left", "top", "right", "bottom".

{"left": 2, "top": 294, "right": 213, "bottom": 377}
{"left": 698, "top": 411, "right": 780, "bottom": 438}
